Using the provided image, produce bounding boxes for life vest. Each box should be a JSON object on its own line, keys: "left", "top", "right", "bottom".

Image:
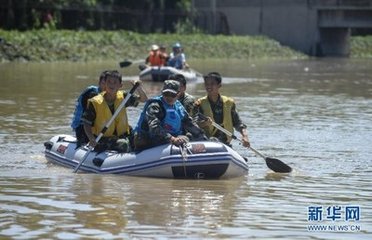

{"left": 135, "top": 96, "right": 185, "bottom": 137}
{"left": 198, "top": 95, "right": 234, "bottom": 143}
{"left": 162, "top": 98, "right": 184, "bottom": 135}
{"left": 89, "top": 91, "right": 130, "bottom": 137}
{"left": 148, "top": 51, "right": 163, "bottom": 66}
{"left": 167, "top": 53, "right": 185, "bottom": 69}
{"left": 71, "top": 85, "right": 99, "bottom": 129}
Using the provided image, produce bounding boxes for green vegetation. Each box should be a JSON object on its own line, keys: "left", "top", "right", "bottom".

{"left": 2, "top": 0, "right": 191, "bottom": 31}
{"left": 1, "top": 30, "right": 372, "bottom": 62}
{"left": 0, "top": 30, "right": 305, "bottom": 62}
{"left": 350, "top": 36, "right": 372, "bottom": 58}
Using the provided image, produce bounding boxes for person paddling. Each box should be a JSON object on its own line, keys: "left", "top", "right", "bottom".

{"left": 71, "top": 70, "right": 108, "bottom": 147}
{"left": 194, "top": 72, "right": 250, "bottom": 148}
{"left": 145, "top": 44, "right": 163, "bottom": 67}
{"left": 82, "top": 70, "right": 147, "bottom": 153}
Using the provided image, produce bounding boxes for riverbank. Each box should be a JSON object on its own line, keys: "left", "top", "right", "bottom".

{"left": 0, "top": 29, "right": 304, "bottom": 62}
{"left": 1, "top": 30, "right": 372, "bottom": 62}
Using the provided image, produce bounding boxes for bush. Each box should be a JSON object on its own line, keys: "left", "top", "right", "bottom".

{"left": 0, "top": 29, "right": 310, "bottom": 62}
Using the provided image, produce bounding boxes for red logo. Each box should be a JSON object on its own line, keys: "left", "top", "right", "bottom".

{"left": 191, "top": 144, "right": 206, "bottom": 154}
{"left": 57, "top": 145, "right": 67, "bottom": 154}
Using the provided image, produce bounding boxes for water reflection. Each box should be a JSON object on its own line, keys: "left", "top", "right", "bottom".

{"left": 70, "top": 176, "right": 128, "bottom": 237}
{"left": 0, "top": 174, "right": 247, "bottom": 239}
{"left": 0, "top": 175, "right": 126, "bottom": 238}
{"left": 125, "top": 177, "right": 244, "bottom": 225}
{"left": 1, "top": 59, "right": 372, "bottom": 239}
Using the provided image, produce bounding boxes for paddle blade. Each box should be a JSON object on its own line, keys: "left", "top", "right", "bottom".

{"left": 265, "top": 157, "right": 292, "bottom": 173}
{"left": 119, "top": 60, "right": 132, "bottom": 68}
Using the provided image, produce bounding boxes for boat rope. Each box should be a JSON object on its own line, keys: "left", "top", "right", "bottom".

{"left": 179, "top": 143, "right": 189, "bottom": 177}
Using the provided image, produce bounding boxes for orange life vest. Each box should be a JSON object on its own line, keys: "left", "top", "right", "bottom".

{"left": 148, "top": 51, "right": 163, "bottom": 66}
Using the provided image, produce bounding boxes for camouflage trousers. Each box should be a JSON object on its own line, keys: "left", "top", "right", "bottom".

{"left": 94, "top": 136, "right": 131, "bottom": 153}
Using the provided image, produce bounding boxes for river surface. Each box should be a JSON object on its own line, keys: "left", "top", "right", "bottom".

{"left": 0, "top": 58, "right": 371, "bottom": 239}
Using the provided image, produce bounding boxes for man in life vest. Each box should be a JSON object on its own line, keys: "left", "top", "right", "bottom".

{"left": 194, "top": 72, "right": 250, "bottom": 148}
{"left": 71, "top": 70, "right": 108, "bottom": 147}
{"left": 145, "top": 44, "right": 166, "bottom": 67}
{"left": 82, "top": 70, "right": 148, "bottom": 153}
{"left": 167, "top": 42, "right": 189, "bottom": 70}
{"left": 134, "top": 80, "right": 205, "bottom": 151}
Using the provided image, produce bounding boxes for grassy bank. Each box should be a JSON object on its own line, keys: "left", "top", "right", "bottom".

{"left": 0, "top": 30, "right": 305, "bottom": 62}
{"left": 1, "top": 29, "right": 372, "bottom": 62}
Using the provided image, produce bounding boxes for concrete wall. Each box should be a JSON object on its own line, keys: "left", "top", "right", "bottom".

{"left": 193, "top": 0, "right": 372, "bottom": 56}
{"left": 260, "top": 1, "right": 318, "bottom": 55}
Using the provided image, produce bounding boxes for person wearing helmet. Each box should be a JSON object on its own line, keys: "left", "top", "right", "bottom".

{"left": 145, "top": 44, "right": 165, "bottom": 67}
{"left": 194, "top": 72, "right": 250, "bottom": 148}
{"left": 167, "top": 42, "right": 189, "bottom": 70}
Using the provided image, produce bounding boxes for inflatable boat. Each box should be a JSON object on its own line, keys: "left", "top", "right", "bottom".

{"left": 139, "top": 66, "right": 198, "bottom": 82}
{"left": 44, "top": 134, "right": 248, "bottom": 179}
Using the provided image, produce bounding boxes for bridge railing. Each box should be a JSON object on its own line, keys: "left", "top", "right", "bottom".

{"left": 310, "top": 0, "right": 372, "bottom": 8}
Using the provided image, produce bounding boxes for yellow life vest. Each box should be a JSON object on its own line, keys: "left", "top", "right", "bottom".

{"left": 198, "top": 95, "right": 234, "bottom": 143}
{"left": 89, "top": 91, "right": 130, "bottom": 137}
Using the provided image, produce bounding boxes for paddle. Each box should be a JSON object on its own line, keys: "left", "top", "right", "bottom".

{"left": 119, "top": 60, "right": 132, "bottom": 68}
{"left": 73, "top": 82, "right": 140, "bottom": 173}
{"left": 119, "top": 59, "right": 145, "bottom": 68}
{"left": 198, "top": 113, "right": 292, "bottom": 173}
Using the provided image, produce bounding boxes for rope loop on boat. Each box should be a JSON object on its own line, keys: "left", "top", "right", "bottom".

{"left": 180, "top": 143, "right": 188, "bottom": 161}
{"left": 179, "top": 143, "right": 189, "bottom": 177}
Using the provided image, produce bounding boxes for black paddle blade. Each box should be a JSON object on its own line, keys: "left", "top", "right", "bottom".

{"left": 119, "top": 60, "right": 132, "bottom": 68}
{"left": 265, "top": 157, "right": 292, "bottom": 173}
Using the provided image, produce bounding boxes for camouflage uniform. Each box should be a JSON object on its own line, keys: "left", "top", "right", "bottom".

{"left": 178, "top": 92, "right": 195, "bottom": 115}
{"left": 134, "top": 80, "right": 206, "bottom": 150}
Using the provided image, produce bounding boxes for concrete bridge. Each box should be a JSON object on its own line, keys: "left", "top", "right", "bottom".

{"left": 192, "top": 0, "right": 372, "bottom": 57}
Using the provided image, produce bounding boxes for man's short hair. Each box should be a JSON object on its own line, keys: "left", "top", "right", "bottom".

{"left": 203, "top": 72, "right": 222, "bottom": 84}
{"left": 169, "top": 74, "right": 186, "bottom": 86}
{"left": 105, "top": 70, "right": 122, "bottom": 83}
{"left": 99, "top": 70, "right": 110, "bottom": 83}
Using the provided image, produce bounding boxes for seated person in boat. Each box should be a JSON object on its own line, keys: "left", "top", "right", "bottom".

{"left": 193, "top": 72, "right": 250, "bottom": 148}
{"left": 159, "top": 45, "right": 169, "bottom": 65}
{"left": 134, "top": 80, "right": 206, "bottom": 151}
{"left": 144, "top": 44, "right": 168, "bottom": 67}
{"left": 145, "top": 44, "right": 161, "bottom": 67}
{"left": 169, "top": 74, "right": 195, "bottom": 115}
{"left": 70, "top": 70, "right": 108, "bottom": 147}
{"left": 82, "top": 70, "right": 148, "bottom": 153}
{"left": 167, "top": 42, "right": 189, "bottom": 70}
